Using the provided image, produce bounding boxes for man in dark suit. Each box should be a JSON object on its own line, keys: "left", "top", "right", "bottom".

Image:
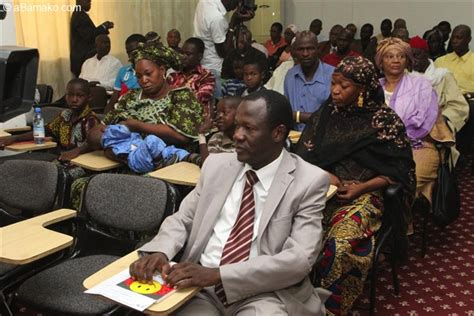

{"left": 70, "top": 0, "right": 114, "bottom": 77}
{"left": 317, "top": 24, "right": 343, "bottom": 58}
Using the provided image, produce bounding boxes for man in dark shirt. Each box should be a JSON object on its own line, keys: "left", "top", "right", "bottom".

{"left": 70, "top": 0, "right": 114, "bottom": 77}
{"left": 221, "top": 28, "right": 267, "bottom": 80}
{"left": 317, "top": 24, "right": 343, "bottom": 58}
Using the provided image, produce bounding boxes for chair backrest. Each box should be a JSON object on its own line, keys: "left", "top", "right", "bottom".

{"left": 40, "top": 106, "right": 64, "bottom": 125}
{"left": 0, "top": 160, "right": 70, "bottom": 223}
{"left": 82, "top": 174, "right": 175, "bottom": 235}
{"left": 36, "top": 84, "right": 54, "bottom": 104}
{"left": 89, "top": 86, "right": 108, "bottom": 113}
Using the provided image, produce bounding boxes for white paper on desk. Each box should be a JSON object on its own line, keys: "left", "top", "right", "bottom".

{"left": 85, "top": 268, "right": 175, "bottom": 311}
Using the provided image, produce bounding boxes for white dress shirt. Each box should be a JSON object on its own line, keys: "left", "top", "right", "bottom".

{"left": 193, "top": 0, "right": 228, "bottom": 72}
{"left": 200, "top": 151, "right": 284, "bottom": 268}
{"left": 265, "top": 57, "right": 295, "bottom": 95}
{"left": 80, "top": 54, "right": 122, "bottom": 90}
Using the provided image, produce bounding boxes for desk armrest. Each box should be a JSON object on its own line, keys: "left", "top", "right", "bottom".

{"left": 29, "top": 208, "right": 77, "bottom": 227}
{"left": 0, "top": 209, "right": 77, "bottom": 265}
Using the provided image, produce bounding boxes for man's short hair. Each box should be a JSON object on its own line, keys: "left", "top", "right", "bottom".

{"left": 271, "top": 22, "right": 283, "bottom": 33}
{"left": 296, "top": 30, "right": 318, "bottom": 46}
{"left": 438, "top": 21, "right": 451, "bottom": 29}
{"left": 184, "top": 37, "right": 205, "bottom": 54}
{"left": 362, "top": 23, "right": 374, "bottom": 32}
{"left": 168, "top": 28, "right": 181, "bottom": 37}
{"left": 243, "top": 57, "right": 266, "bottom": 73}
{"left": 454, "top": 24, "right": 472, "bottom": 38}
{"left": 239, "top": 28, "right": 253, "bottom": 42}
{"left": 243, "top": 90, "right": 293, "bottom": 139}
{"left": 221, "top": 96, "right": 242, "bottom": 109}
{"left": 126, "top": 34, "right": 146, "bottom": 45}
{"left": 67, "top": 78, "right": 90, "bottom": 95}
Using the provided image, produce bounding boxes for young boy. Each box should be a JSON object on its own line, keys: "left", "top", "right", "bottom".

{"left": 0, "top": 78, "right": 100, "bottom": 161}
{"left": 198, "top": 96, "right": 241, "bottom": 161}
{"left": 87, "top": 123, "right": 192, "bottom": 174}
{"left": 221, "top": 58, "right": 246, "bottom": 97}
{"left": 236, "top": 58, "right": 266, "bottom": 97}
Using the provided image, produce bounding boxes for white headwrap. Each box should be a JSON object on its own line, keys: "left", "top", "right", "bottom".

{"left": 286, "top": 24, "right": 299, "bottom": 34}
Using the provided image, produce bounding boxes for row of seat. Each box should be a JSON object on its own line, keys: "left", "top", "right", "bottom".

{"left": 0, "top": 159, "right": 179, "bottom": 315}
{"left": 37, "top": 84, "right": 109, "bottom": 114}
{"left": 0, "top": 159, "right": 412, "bottom": 315}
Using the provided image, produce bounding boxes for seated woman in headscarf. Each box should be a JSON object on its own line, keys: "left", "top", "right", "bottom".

{"left": 70, "top": 42, "right": 203, "bottom": 210}
{"left": 375, "top": 37, "right": 451, "bottom": 211}
{"left": 102, "top": 41, "right": 204, "bottom": 148}
{"left": 296, "top": 56, "right": 416, "bottom": 315}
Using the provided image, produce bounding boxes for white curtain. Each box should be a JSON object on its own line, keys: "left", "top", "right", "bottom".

{"left": 15, "top": 0, "right": 199, "bottom": 98}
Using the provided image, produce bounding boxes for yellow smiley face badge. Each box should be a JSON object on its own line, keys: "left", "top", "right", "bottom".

{"left": 120, "top": 277, "right": 173, "bottom": 297}
{"left": 129, "top": 280, "right": 162, "bottom": 294}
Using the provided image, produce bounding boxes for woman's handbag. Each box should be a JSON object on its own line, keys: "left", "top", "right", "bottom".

{"left": 432, "top": 145, "right": 461, "bottom": 227}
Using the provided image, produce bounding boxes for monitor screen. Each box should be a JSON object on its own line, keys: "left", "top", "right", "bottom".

{"left": 0, "top": 46, "right": 39, "bottom": 122}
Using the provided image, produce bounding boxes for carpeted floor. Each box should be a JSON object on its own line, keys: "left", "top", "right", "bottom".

{"left": 353, "top": 161, "right": 474, "bottom": 315}
{"left": 13, "top": 163, "right": 474, "bottom": 315}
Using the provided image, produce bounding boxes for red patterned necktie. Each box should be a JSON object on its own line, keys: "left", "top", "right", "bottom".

{"left": 215, "top": 170, "right": 259, "bottom": 306}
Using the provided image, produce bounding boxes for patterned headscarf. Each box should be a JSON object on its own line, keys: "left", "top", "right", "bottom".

{"left": 334, "top": 55, "right": 384, "bottom": 108}
{"left": 131, "top": 42, "right": 181, "bottom": 70}
{"left": 375, "top": 37, "right": 413, "bottom": 70}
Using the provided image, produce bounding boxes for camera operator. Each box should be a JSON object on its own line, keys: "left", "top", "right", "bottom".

{"left": 0, "top": 4, "right": 6, "bottom": 20}
{"left": 193, "top": 0, "right": 255, "bottom": 99}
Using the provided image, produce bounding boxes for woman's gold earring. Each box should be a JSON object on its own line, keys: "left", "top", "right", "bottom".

{"left": 358, "top": 93, "right": 364, "bottom": 107}
{"left": 163, "top": 73, "right": 167, "bottom": 80}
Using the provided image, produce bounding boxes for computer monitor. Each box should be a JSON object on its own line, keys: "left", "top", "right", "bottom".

{"left": 0, "top": 46, "right": 39, "bottom": 122}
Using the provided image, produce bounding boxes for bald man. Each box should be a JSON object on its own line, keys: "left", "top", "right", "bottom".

{"left": 70, "top": 0, "right": 114, "bottom": 77}
{"left": 79, "top": 34, "right": 122, "bottom": 90}
{"left": 284, "top": 31, "right": 334, "bottom": 131}
{"left": 435, "top": 25, "right": 474, "bottom": 94}
{"left": 317, "top": 24, "right": 343, "bottom": 58}
{"left": 435, "top": 25, "right": 474, "bottom": 155}
{"left": 167, "top": 29, "right": 182, "bottom": 53}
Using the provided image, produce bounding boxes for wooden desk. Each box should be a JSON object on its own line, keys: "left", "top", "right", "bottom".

{"left": 0, "top": 209, "right": 76, "bottom": 265}
{"left": 289, "top": 130, "right": 301, "bottom": 144}
{"left": 0, "top": 130, "right": 11, "bottom": 137}
{"left": 83, "top": 251, "right": 200, "bottom": 315}
{"left": 70, "top": 150, "right": 122, "bottom": 171}
{"left": 3, "top": 126, "right": 31, "bottom": 133}
{"left": 148, "top": 162, "right": 201, "bottom": 186}
{"left": 5, "top": 140, "right": 57, "bottom": 152}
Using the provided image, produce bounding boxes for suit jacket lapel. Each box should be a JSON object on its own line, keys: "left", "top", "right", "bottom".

{"left": 187, "top": 158, "right": 244, "bottom": 262}
{"left": 257, "top": 151, "right": 295, "bottom": 243}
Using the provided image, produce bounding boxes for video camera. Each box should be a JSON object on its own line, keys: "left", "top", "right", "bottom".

{"left": 0, "top": 4, "right": 7, "bottom": 20}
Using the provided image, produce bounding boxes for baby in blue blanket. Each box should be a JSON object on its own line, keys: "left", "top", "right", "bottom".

{"left": 87, "top": 124, "right": 190, "bottom": 173}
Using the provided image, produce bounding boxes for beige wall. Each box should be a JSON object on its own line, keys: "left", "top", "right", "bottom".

{"left": 283, "top": 0, "right": 473, "bottom": 48}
